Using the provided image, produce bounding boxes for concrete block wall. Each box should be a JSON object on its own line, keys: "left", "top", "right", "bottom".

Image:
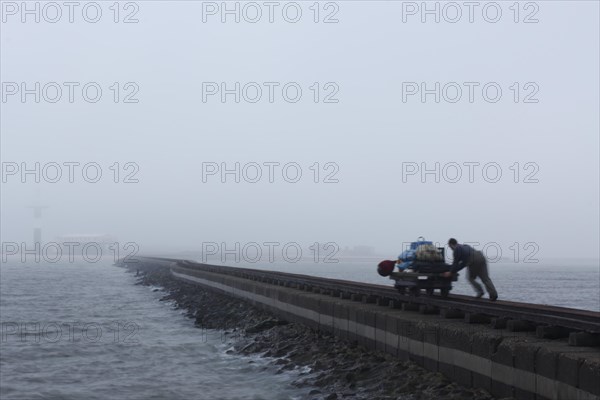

{"left": 170, "top": 266, "right": 600, "bottom": 400}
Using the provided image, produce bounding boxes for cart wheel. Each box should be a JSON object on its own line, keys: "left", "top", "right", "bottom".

{"left": 440, "top": 288, "right": 450, "bottom": 298}
{"left": 409, "top": 287, "right": 420, "bottom": 297}
{"left": 426, "top": 288, "right": 434, "bottom": 296}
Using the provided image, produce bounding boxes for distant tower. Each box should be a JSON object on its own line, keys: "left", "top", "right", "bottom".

{"left": 27, "top": 205, "right": 48, "bottom": 245}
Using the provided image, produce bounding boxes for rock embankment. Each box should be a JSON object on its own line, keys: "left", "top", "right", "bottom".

{"left": 134, "top": 267, "right": 498, "bottom": 400}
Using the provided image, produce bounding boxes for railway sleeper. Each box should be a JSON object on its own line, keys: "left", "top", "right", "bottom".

{"left": 419, "top": 305, "right": 439, "bottom": 315}
{"left": 376, "top": 297, "right": 392, "bottom": 306}
{"left": 569, "top": 332, "right": 600, "bottom": 347}
{"left": 350, "top": 294, "right": 363, "bottom": 302}
{"left": 440, "top": 308, "right": 465, "bottom": 319}
{"left": 464, "top": 313, "right": 492, "bottom": 324}
{"left": 362, "top": 295, "right": 377, "bottom": 304}
{"left": 490, "top": 317, "right": 508, "bottom": 329}
{"left": 402, "top": 303, "right": 420, "bottom": 312}
{"left": 339, "top": 292, "right": 351, "bottom": 300}
{"left": 536, "top": 325, "right": 574, "bottom": 340}
{"left": 388, "top": 300, "right": 403, "bottom": 309}
{"left": 506, "top": 319, "right": 537, "bottom": 332}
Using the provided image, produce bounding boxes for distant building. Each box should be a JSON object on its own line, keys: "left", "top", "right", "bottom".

{"left": 340, "top": 245, "right": 376, "bottom": 257}
{"left": 54, "top": 234, "right": 117, "bottom": 249}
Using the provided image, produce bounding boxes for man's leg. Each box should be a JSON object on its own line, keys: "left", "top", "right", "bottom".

{"left": 467, "top": 266, "right": 484, "bottom": 297}
{"left": 478, "top": 260, "right": 498, "bottom": 299}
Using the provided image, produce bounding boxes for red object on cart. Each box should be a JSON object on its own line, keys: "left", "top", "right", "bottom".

{"left": 377, "top": 260, "right": 396, "bottom": 277}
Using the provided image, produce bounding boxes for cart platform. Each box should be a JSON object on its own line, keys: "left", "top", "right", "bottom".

{"left": 389, "top": 269, "right": 458, "bottom": 297}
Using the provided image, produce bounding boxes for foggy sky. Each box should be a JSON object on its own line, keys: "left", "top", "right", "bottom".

{"left": 1, "top": 1, "right": 599, "bottom": 261}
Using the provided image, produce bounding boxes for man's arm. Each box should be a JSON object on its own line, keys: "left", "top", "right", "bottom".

{"left": 450, "top": 246, "right": 466, "bottom": 273}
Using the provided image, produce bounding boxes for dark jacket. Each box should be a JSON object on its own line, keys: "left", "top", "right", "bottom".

{"left": 450, "top": 244, "right": 477, "bottom": 273}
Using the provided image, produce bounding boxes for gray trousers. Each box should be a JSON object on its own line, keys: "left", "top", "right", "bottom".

{"left": 467, "top": 251, "right": 498, "bottom": 298}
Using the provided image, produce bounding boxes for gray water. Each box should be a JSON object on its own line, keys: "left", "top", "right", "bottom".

{"left": 0, "top": 262, "right": 312, "bottom": 400}
{"left": 1, "top": 259, "right": 597, "bottom": 400}
{"left": 197, "top": 259, "right": 600, "bottom": 312}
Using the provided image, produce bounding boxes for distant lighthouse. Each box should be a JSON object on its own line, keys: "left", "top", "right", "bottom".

{"left": 27, "top": 204, "right": 48, "bottom": 246}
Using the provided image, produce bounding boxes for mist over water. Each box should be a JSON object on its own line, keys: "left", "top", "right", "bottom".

{"left": 1, "top": 1, "right": 599, "bottom": 260}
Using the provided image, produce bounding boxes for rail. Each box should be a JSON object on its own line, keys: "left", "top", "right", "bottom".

{"left": 127, "top": 256, "right": 600, "bottom": 334}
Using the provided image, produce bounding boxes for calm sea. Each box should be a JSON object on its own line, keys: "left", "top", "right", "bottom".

{"left": 0, "top": 261, "right": 312, "bottom": 400}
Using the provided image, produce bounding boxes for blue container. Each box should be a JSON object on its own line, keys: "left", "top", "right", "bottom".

{"left": 410, "top": 240, "right": 433, "bottom": 250}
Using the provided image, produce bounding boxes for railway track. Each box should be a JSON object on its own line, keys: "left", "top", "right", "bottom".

{"left": 130, "top": 256, "right": 600, "bottom": 337}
